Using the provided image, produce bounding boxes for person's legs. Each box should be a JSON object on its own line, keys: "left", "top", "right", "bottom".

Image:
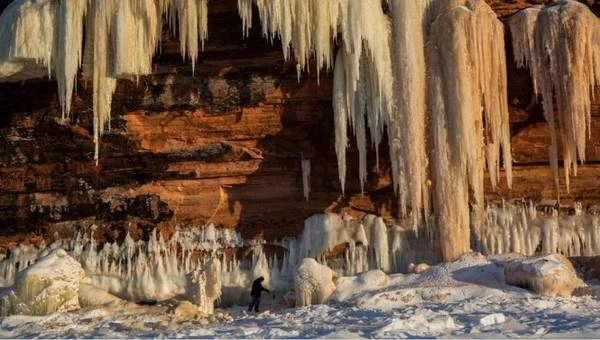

{"left": 248, "top": 297, "right": 255, "bottom": 311}
{"left": 253, "top": 297, "right": 260, "bottom": 312}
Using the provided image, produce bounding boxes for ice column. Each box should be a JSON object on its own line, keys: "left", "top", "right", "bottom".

{"left": 427, "top": 0, "right": 512, "bottom": 261}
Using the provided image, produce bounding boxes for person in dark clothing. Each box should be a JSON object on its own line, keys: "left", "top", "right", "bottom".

{"left": 248, "top": 276, "right": 270, "bottom": 312}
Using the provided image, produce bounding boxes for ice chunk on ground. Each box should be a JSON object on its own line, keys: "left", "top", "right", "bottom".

{"left": 187, "top": 257, "right": 222, "bottom": 315}
{"left": 376, "top": 313, "right": 456, "bottom": 338}
{"left": 78, "top": 282, "right": 122, "bottom": 307}
{"left": 172, "top": 300, "right": 201, "bottom": 322}
{"left": 504, "top": 254, "right": 584, "bottom": 297}
{"left": 0, "top": 249, "right": 84, "bottom": 316}
{"left": 480, "top": 313, "right": 506, "bottom": 326}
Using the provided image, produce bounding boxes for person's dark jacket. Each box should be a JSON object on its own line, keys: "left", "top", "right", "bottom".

{"left": 250, "top": 278, "right": 270, "bottom": 298}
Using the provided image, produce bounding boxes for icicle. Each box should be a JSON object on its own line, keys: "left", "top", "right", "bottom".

{"left": 237, "top": 0, "right": 253, "bottom": 37}
{"left": 170, "top": 0, "right": 209, "bottom": 74}
{"left": 300, "top": 154, "right": 311, "bottom": 201}
{"left": 479, "top": 201, "right": 600, "bottom": 257}
{"left": 333, "top": 51, "right": 349, "bottom": 195}
{"left": 508, "top": 1, "right": 600, "bottom": 195}
{"left": 54, "top": 0, "right": 87, "bottom": 119}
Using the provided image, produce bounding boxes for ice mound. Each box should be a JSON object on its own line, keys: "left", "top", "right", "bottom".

{"left": 294, "top": 258, "right": 336, "bottom": 307}
{"left": 172, "top": 300, "right": 202, "bottom": 322}
{"left": 504, "top": 254, "right": 584, "bottom": 297}
{"left": 0, "top": 249, "right": 85, "bottom": 316}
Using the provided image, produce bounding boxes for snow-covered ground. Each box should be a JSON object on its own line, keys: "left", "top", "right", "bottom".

{"left": 2, "top": 253, "right": 600, "bottom": 338}
{"left": 2, "top": 293, "right": 600, "bottom": 338}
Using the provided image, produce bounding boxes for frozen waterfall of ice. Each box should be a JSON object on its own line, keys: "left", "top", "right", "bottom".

{"left": 237, "top": 0, "right": 512, "bottom": 258}
{"left": 480, "top": 201, "right": 600, "bottom": 257}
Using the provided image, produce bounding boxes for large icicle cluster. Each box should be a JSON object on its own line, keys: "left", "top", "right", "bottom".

{"left": 291, "top": 212, "right": 434, "bottom": 275}
{"left": 0, "top": 0, "right": 209, "bottom": 161}
{"left": 238, "top": 0, "right": 394, "bottom": 194}
{"left": 0, "top": 214, "right": 434, "bottom": 306}
{"left": 508, "top": 0, "right": 600, "bottom": 194}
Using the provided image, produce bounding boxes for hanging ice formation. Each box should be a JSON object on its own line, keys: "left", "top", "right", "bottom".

{"left": 237, "top": 0, "right": 394, "bottom": 195}
{"left": 301, "top": 154, "right": 311, "bottom": 201}
{"left": 0, "top": 0, "right": 209, "bottom": 162}
{"left": 426, "top": 0, "right": 512, "bottom": 261}
{"left": 508, "top": 0, "right": 600, "bottom": 195}
{"left": 388, "top": 0, "right": 430, "bottom": 231}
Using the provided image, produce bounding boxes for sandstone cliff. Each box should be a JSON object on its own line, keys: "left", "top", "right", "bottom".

{"left": 0, "top": 0, "right": 599, "bottom": 251}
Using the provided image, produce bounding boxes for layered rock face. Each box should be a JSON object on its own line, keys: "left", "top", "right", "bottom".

{"left": 0, "top": 0, "right": 599, "bottom": 251}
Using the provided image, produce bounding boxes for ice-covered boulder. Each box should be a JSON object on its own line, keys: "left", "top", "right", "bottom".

{"left": 408, "top": 262, "right": 430, "bottom": 274}
{"left": 504, "top": 254, "right": 584, "bottom": 297}
{"left": 294, "top": 258, "right": 336, "bottom": 306}
{"left": 0, "top": 249, "right": 85, "bottom": 316}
